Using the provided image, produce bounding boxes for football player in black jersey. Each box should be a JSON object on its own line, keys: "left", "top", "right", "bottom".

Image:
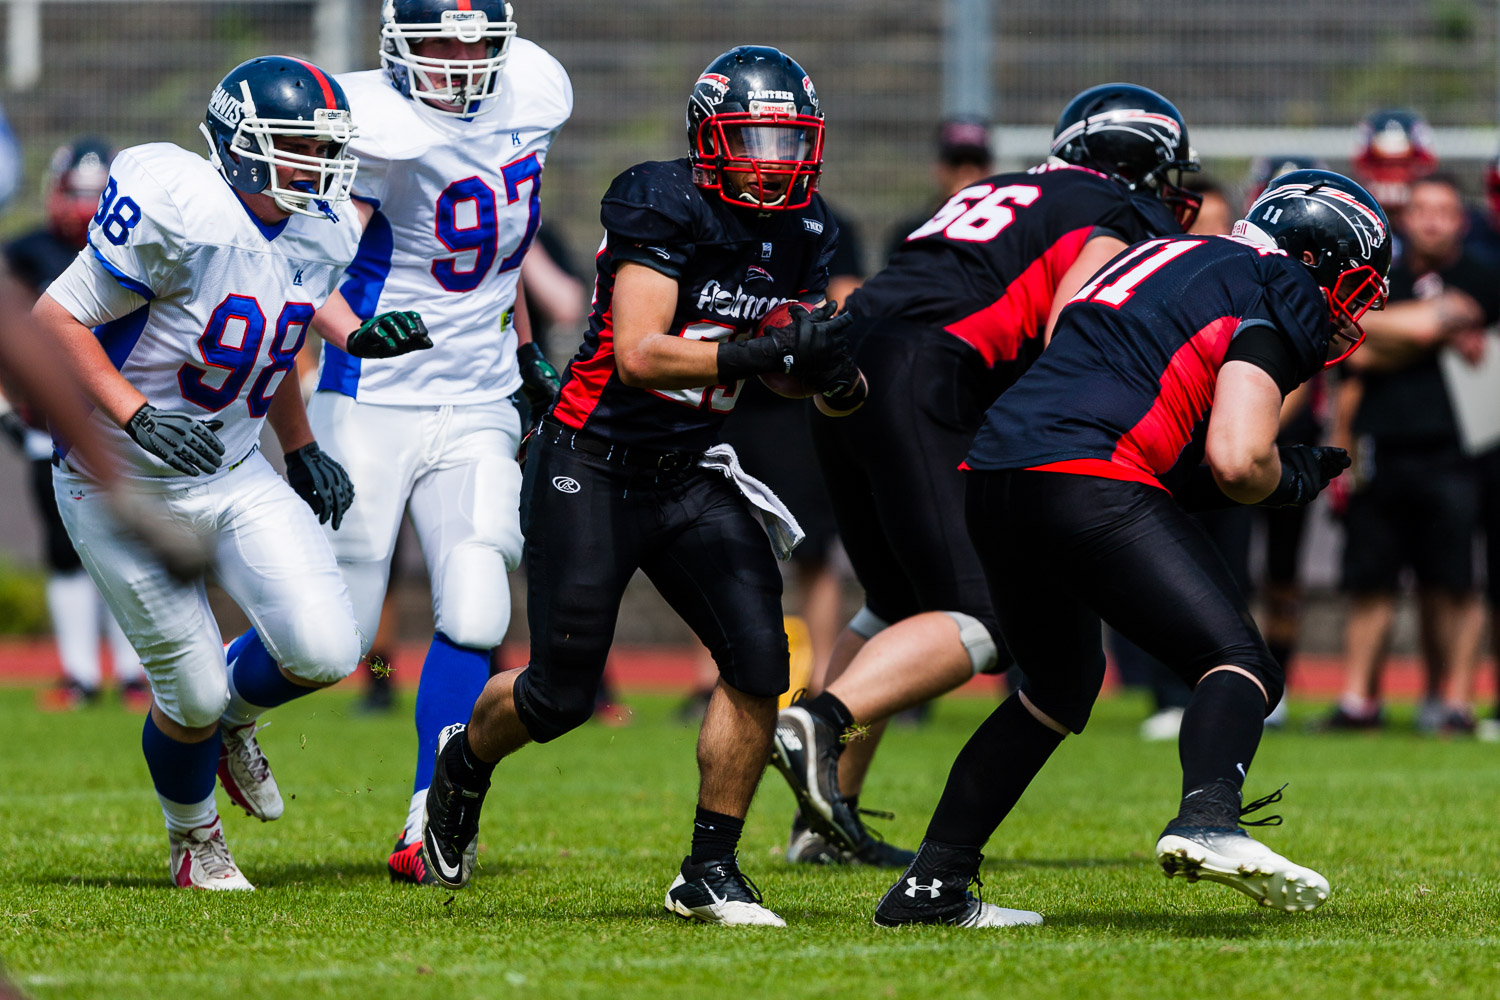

{"left": 772, "top": 83, "right": 1197, "bottom": 865}
{"left": 420, "top": 46, "right": 856, "bottom": 926}
{"left": 872, "top": 171, "right": 1390, "bottom": 927}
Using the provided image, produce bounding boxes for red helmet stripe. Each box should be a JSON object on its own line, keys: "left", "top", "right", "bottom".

{"left": 292, "top": 58, "right": 339, "bottom": 111}
{"left": 456, "top": 0, "right": 472, "bottom": 8}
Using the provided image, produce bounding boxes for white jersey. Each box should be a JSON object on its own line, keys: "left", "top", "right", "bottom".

{"left": 46, "top": 142, "right": 362, "bottom": 482}
{"left": 318, "top": 39, "right": 572, "bottom": 406}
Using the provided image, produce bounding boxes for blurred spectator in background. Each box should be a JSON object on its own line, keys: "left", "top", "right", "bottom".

{"left": 0, "top": 100, "right": 20, "bottom": 211}
{"left": 521, "top": 225, "right": 588, "bottom": 362}
{"left": 1326, "top": 173, "right": 1496, "bottom": 733}
{"left": 2, "top": 137, "right": 148, "bottom": 710}
{"left": 1350, "top": 108, "right": 1438, "bottom": 218}
{"left": 885, "top": 117, "right": 992, "bottom": 261}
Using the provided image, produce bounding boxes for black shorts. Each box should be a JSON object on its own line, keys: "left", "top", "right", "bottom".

{"left": 966, "top": 470, "right": 1280, "bottom": 733}
{"left": 812, "top": 316, "right": 1012, "bottom": 656}
{"left": 31, "top": 457, "right": 81, "bottom": 573}
{"left": 1341, "top": 443, "right": 1478, "bottom": 596}
{"left": 1260, "top": 504, "right": 1308, "bottom": 588}
{"left": 719, "top": 380, "right": 838, "bottom": 569}
{"left": 513, "top": 421, "right": 789, "bottom": 742}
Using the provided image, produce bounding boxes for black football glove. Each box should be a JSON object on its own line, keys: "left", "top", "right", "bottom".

{"left": 716, "top": 301, "right": 857, "bottom": 392}
{"left": 284, "top": 443, "right": 355, "bottom": 530}
{"left": 345, "top": 311, "right": 433, "bottom": 359}
{"left": 1261, "top": 445, "right": 1351, "bottom": 508}
{"left": 517, "top": 341, "right": 561, "bottom": 417}
{"left": 125, "top": 404, "right": 225, "bottom": 476}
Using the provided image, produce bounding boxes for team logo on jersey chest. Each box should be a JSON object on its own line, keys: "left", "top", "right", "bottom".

{"left": 745, "top": 265, "right": 774, "bottom": 284}
{"left": 696, "top": 279, "right": 788, "bottom": 320}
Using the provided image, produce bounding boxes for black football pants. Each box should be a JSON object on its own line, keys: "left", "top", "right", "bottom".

{"left": 511, "top": 424, "right": 789, "bottom": 743}
{"left": 812, "top": 316, "right": 1013, "bottom": 667}
{"left": 965, "top": 470, "right": 1282, "bottom": 733}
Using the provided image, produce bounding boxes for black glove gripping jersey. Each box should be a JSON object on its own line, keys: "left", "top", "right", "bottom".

{"left": 552, "top": 158, "right": 838, "bottom": 450}
{"left": 847, "top": 163, "right": 1178, "bottom": 378}
{"left": 966, "top": 233, "right": 1331, "bottom": 487}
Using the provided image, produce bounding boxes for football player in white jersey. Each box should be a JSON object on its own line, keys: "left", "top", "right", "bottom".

{"left": 32, "top": 56, "right": 431, "bottom": 890}
{"left": 305, "top": 0, "right": 572, "bottom": 885}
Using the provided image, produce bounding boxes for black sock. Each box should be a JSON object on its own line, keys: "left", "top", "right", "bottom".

{"left": 802, "top": 691, "right": 854, "bottom": 731}
{"left": 1179, "top": 670, "right": 1266, "bottom": 797}
{"left": 690, "top": 807, "right": 744, "bottom": 863}
{"left": 451, "top": 730, "right": 497, "bottom": 789}
{"left": 924, "top": 694, "right": 1065, "bottom": 849}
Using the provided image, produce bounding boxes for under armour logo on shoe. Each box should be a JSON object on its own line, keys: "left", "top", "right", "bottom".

{"left": 904, "top": 877, "right": 943, "bottom": 898}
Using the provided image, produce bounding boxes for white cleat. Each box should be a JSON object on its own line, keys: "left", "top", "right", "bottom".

{"left": 218, "top": 722, "right": 283, "bottom": 822}
{"left": 1156, "top": 828, "right": 1330, "bottom": 912}
{"left": 169, "top": 818, "right": 255, "bottom": 891}
{"left": 954, "top": 901, "right": 1044, "bottom": 928}
{"left": 664, "top": 858, "right": 786, "bottom": 927}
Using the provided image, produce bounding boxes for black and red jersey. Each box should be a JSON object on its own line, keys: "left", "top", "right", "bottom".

{"left": 552, "top": 158, "right": 837, "bottom": 450}
{"left": 847, "top": 163, "right": 1178, "bottom": 376}
{"left": 965, "top": 233, "right": 1331, "bottom": 487}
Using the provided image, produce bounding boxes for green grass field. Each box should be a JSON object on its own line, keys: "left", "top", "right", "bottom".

{"left": 4, "top": 686, "right": 1500, "bottom": 999}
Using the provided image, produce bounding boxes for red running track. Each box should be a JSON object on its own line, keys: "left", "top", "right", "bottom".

{"left": 0, "top": 639, "right": 1493, "bottom": 699}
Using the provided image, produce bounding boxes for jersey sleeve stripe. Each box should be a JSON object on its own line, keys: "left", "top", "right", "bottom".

{"left": 93, "top": 304, "right": 151, "bottom": 372}
{"left": 318, "top": 345, "right": 362, "bottom": 397}
{"left": 1111, "top": 314, "right": 1239, "bottom": 477}
{"left": 88, "top": 244, "right": 156, "bottom": 301}
{"left": 339, "top": 210, "right": 394, "bottom": 319}
{"left": 942, "top": 225, "right": 1091, "bottom": 366}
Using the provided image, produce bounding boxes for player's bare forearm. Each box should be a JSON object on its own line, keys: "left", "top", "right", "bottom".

{"left": 612, "top": 262, "right": 723, "bottom": 389}
{"left": 32, "top": 292, "right": 148, "bottom": 427}
{"left": 266, "top": 370, "right": 316, "bottom": 454}
{"left": 310, "top": 288, "right": 359, "bottom": 353}
{"left": 1206, "top": 360, "right": 1283, "bottom": 504}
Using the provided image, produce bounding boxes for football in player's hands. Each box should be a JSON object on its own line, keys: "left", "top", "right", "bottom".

{"left": 755, "top": 302, "right": 820, "bottom": 398}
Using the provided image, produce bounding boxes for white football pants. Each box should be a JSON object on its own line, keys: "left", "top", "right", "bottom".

{"left": 306, "top": 393, "right": 524, "bottom": 654}
{"left": 53, "top": 454, "right": 361, "bottom": 728}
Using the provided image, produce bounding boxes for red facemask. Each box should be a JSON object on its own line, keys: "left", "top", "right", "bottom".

{"left": 1322, "top": 265, "right": 1389, "bottom": 368}
{"left": 694, "top": 112, "right": 824, "bottom": 211}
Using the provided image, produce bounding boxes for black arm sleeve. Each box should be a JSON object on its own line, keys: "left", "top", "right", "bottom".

{"left": 1223, "top": 323, "right": 1302, "bottom": 396}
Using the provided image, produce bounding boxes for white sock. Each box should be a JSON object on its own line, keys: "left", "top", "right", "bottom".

{"left": 46, "top": 571, "right": 101, "bottom": 690}
{"left": 158, "top": 793, "right": 217, "bottom": 834}
{"left": 102, "top": 594, "right": 145, "bottom": 683}
{"left": 220, "top": 666, "right": 266, "bottom": 729}
{"left": 404, "top": 789, "right": 427, "bottom": 843}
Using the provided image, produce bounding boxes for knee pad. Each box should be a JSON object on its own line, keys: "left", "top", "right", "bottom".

{"left": 279, "top": 622, "right": 362, "bottom": 686}
{"left": 433, "top": 543, "right": 515, "bottom": 649}
{"left": 511, "top": 668, "right": 595, "bottom": 744}
{"left": 169, "top": 672, "right": 231, "bottom": 730}
{"left": 713, "top": 639, "right": 790, "bottom": 700}
{"left": 848, "top": 605, "right": 889, "bottom": 640}
{"left": 942, "top": 610, "right": 1000, "bottom": 675}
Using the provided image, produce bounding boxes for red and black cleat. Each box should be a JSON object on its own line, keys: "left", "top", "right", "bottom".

{"left": 388, "top": 835, "right": 441, "bottom": 886}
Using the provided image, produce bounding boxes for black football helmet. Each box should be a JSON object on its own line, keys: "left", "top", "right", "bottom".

{"left": 381, "top": 0, "right": 516, "bottom": 118}
{"left": 1243, "top": 154, "right": 1326, "bottom": 213}
{"left": 200, "top": 56, "right": 358, "bottom": 221}
{"left": 1242, "top": 169, "right": 1391, "bottom": 366}
{"left": 686, "top": 45, "right": 824, "bottom": 211}
{"left": 1051, "top": 83, "right": 1201, "bottom": 229}
{"left": 1352, "top": 108, "right": 1437, "bottom": 208}
{"left": 45, "top": 136, "right": 114, "bottom": 247}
